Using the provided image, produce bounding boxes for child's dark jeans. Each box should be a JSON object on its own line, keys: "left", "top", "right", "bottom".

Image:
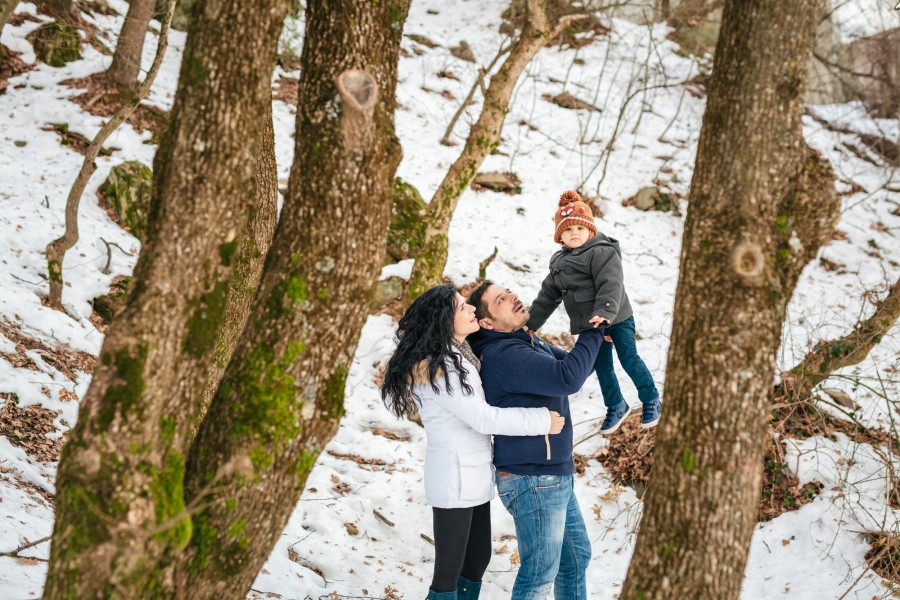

{"left": 593, "top": 316, "right": 658, "bottom": 408}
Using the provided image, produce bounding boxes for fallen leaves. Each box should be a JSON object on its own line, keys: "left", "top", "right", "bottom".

{"left": 0, "top": 393, "right": 62, "bottom": 462}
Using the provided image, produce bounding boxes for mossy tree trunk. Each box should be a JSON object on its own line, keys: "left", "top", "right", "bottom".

{"left": 192, "top": 103, "right": 279, "bottom": 439}
{"left": 106, "top": 0, "right": 156, "bottom": 89}
{"left": 43, "top": 0, "right": 290, "bottom": 596}
{"left": 404, "top": 0, "right": 579, "bottom": 304}
{"left": 170, "top": 0, "right": 409, "bottom": 595}
{"left": 619, "top": 1, "right": 838, "bottom": 599}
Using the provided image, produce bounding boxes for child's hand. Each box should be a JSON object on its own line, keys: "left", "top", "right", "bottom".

{"left": 588, "top": 316, "right": 610, "bottom": 328}
{"left": 604, "top": 335, "right": 613, "bottom": 342}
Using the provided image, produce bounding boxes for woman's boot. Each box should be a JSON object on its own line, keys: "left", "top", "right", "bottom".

{"left": 456, "top": 576, "right": 482, "bottom": 600}
{"left": 426, "top": 588, "right": 457, "bottom": 600}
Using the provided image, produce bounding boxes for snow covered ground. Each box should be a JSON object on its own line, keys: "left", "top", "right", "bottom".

{"left": 1, "top": 0, "right": 898, "bottom": 598}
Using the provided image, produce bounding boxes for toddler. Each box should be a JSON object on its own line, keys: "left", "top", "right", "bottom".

{"left": 526, "top": 190, "right": 661, "bottom": 434}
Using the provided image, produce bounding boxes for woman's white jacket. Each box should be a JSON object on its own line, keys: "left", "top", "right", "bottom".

{"left": 415, "top": 353, "right": 551, "bottom": 508}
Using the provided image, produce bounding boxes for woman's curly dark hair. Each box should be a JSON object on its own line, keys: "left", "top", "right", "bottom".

{"left": 380, "top": 284, "right": 474, "bottom": 418}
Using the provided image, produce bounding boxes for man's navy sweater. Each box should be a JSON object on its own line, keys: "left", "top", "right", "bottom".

{"left": 469, "top": 327, "right": 603, "bottom": 475}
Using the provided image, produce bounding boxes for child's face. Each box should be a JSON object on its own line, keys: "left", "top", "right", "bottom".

{"left": 560, "top": 225, "right": 591, "bottom": 249}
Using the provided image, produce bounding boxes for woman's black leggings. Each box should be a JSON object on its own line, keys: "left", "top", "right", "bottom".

{"left": 431, "top": 502, "right": 492, "bottom": 592}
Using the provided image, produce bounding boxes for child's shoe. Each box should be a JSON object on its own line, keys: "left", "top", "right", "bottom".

{"left": 641, "top": 397, "right": 661, "bottom": 429}
{"left": 600, "top": 401, "right": 632, "bottom": 435}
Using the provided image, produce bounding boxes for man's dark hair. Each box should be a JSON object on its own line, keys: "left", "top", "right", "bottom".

{"left": 467, "top": 280, "right": 494, "bottom": 321}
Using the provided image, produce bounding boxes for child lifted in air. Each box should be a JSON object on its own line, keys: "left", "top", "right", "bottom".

{"left": 526, "top": 190, "right": 661, "bottom": 435}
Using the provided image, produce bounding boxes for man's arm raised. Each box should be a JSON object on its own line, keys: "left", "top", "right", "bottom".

{"left": 491, "top": 329, "right": 603, "bottom": 397}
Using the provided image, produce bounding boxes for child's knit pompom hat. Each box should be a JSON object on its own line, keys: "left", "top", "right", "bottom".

{"left": 554, "top": 190, "right": 597, "bottom": 243}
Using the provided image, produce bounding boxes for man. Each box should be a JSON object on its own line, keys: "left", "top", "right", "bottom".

{"left": 467, "top": 281, "right": 603, "bottom": 599}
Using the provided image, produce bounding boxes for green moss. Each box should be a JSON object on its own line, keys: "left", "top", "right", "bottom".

{"left": 48, "top": 259, "right": 62, "bottom": 283}
{"left": 98, "top": 161, "right": 153, "bottom": 240}
{"left": 387, "top": 178, "right": 427, "bottom": 261}
{"left": 149, "top": 451, "right": 192, "bottom": 549}
{"left": 32, "top": 21, "right": 82, "bottom": 67}
{"left": 681, "top": 448, "right": 695, "bottom": 473}
{"left": 97, "top": 345, "right": 149, "bottom": 430}
{"left": 295, "top": 448, "right": 319, "bottom": 478}
{"left": 776, "top": 247, "right": 790, "bottom": 262}
{"left": 188, "top": 512, "right": 216, "bottom": 572}
{"left": 229, "top": 340, "right": 307, "bottom": 473}
{"left": 183, "top": 55, "right": 208, "bottom": 85}
{"left": 290, "top": 252, "right": 301, "bottom": 266}
{"left": 225, "top": 498, "right": 238, "bottom": 512}
{"left": 406, "top": 235, "right": 448, "bottom": 302}
{"left": 226, "top": 518, "right": 246, "bottom": 539}
{"left": 317, "top": 286, "right": 329, "bottom": 300}
{"left": 160, "top": 416, "right": 176, "bottom": 445}
{"left": 219, "top": 240, "right": 238, "bottom": 266}
{"left": 775, "top": 214, "right": 790, "bottom": 235}
{"left": 661, "top": 536, "right": 677, "bottom": 557}
{"left": 319, "top": 365, "right": 348, "bottom": 419}
{"left": 387, "top": 2, "right": 407, "bottom": 30}
{"left": 184, "top": 281, "right": 228, "bottom": 357}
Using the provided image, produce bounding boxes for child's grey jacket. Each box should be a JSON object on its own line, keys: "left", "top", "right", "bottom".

{"left": 526, "top": 232, "right": 633, "bottom": 335}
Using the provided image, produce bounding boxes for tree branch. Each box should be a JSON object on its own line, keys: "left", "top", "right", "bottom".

{"left": 780, "top": 277, "right": 900, "bottom": 397}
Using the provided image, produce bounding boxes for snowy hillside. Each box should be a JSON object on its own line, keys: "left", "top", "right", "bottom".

{"left": 1, "top": 0, "right": 898, "bottom": 598}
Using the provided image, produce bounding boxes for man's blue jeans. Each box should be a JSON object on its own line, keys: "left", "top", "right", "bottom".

{"left": 594, "top": 316, "right": 659, "bottom": 408}
{"left": 496, "top": 473, "right": 591, "bottom": 599}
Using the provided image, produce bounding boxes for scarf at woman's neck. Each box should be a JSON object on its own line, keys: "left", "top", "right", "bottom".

{"left": 451, "top": 339, "right": 481, "bottom": 371}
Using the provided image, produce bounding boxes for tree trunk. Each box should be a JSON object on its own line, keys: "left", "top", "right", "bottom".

{"left": 171, "top": 0, "right": 409, "bottom": 595}
{"left": 620, "top": 1, "right": 838, "bottom": 599}
{"left": 1, "top": 0, "right": 18, "bottom": 38}
{"left": 106, "top": 0, "right": 156, "bottom": 90}
{"left": 191, "top": 102, "right": 279, "bottom": 439}
{"left": 404, "top": 0, "right": 582, "bottom": 303}
{"left": 43, "top": 0, "right": 290, "bottom": 596}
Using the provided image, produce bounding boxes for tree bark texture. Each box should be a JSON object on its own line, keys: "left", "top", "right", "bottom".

{"left": 171, "top": 0, "right": 409, "bottom": 596}
{"left": 44, "top": 0, "right": 289, "bottom": 596}
{"left": 620, "top": 1, "right": 838, "bottom": 599}
{"left": 45, "top": 0, "right": 174, "bottom": 312}
{"left": 192, "top": 103, "right": 279, "bottom": 439}
{"left": 404, "top": 0, "right": 579, "bottom": 303}
{"left": 106, "top": 0, "right": 156, "bottom": 89}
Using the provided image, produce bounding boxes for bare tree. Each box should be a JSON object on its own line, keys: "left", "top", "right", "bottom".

{"left": 43, "top": 0, "right": 291, "bottom": 596}
{"left": 106, "top": 0, "right": 157, "bottom": 89}
{"left": 404, "top": 0, "right": 585, "bottom": 303}
{"left": 45, "top": 0, "right": 174, "bottom": 312}
{"left": 169, "top": 0, "right": 411, "bottom": 594}
{"left": 619, "top": 0, "right": 839, "bottom": 598}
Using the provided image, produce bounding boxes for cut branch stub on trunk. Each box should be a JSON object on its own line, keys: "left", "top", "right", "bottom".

{"left": 336, "top": 68, "right": 377, "bottom": 149}
{"left": 403, "top": 0, "right": 588, "bottom": 304}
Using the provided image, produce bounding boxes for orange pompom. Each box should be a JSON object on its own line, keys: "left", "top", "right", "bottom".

{"left": 558, "top": 190, "right": 581, "bottom": 206}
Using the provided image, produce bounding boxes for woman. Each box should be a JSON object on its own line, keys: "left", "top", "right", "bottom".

{"left": 381, "top": 284, "right": 564, "bottom": 600}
